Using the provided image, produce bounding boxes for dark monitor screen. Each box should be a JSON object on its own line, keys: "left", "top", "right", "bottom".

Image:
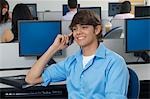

{"left": 125, "top": 18, "right": 150, "bottom": 52}
{"left": 18, "top": 20, "right": 62, "bottom": 56}
{"left": 108, "top": 2, "right": 122, "bottom": 16}
{"left": 25, "top": 4, "right": 37, "bottom": 19}
{"left": 62, "top": 4, "right": 80, "bottom": 16}
{"left": 79, "top": 7, "right": 101, "bottom": 19}
{"left": 135, "top": 6, "right": 150, "bottom": 17}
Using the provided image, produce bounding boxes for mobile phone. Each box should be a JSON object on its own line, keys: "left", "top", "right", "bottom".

{"left": 67, "top": 34, "right": 74, "bottom": 46}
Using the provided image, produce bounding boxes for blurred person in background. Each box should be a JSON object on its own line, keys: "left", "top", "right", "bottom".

{"left": 1, "top": 3, "right": 33, "bottom": 43}
{"left": 0, "top": 0, "right": 12, "bottom": 42}
{"left": 113, "top": 1, "right": 134, "bottom": 19}
{"left": 62, "top": 0, "right": 78, "bottom": 20}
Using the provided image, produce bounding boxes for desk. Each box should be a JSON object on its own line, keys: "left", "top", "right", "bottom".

{"left": 0, "top": 83, "right": 67, "bottom": 99}
{"left": 0, "top": 65, "right": 67, "bottom": 98}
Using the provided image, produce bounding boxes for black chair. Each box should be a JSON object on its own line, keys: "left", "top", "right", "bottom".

{"left": 127, "top": 67, "right": 140, "bottom": 99}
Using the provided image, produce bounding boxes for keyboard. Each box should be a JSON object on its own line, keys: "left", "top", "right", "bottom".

{"left": 0, "top": 75, "right": 29, "bottom": 89}
{"left": 10, "top": 75, "right": 26, "bottom": 80}
{"left": 0, "top": 84, "right": 67, "bottom": 98}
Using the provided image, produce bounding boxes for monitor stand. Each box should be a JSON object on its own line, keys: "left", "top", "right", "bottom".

{"left": 134, "top": 51, "right": 150, "bottom": 63}
{"left": 47, "top": 58, "right": 56, "bottom": 65}
{"left": 37, "top": 56, "right": 56, "bottom": 65}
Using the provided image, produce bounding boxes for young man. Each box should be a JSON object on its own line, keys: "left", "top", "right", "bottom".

{"left": 62, "top": 0, "right": 78, "bottom": 20}
{"left": 26, "top": 10, "right": 129, "bottom": 98}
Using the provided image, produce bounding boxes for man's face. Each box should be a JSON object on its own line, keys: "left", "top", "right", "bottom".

{"left": 72, "top": 24, "right": 100, "bottom": 48}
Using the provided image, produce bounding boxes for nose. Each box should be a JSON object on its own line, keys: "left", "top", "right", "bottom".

{"left": 75, "top": 27, "right": 82, "bottom": 35}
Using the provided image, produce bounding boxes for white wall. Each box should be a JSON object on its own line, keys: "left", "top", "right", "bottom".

{"left": 7, "top": 0, "right": 112, "bottom": 20}
{"left": 7, "top": 0, "right": 109, "bottom": 11}
{"left": 147, "top": 0, "right": 150, "bottom": 5}
{"left": 0, "top": 43, "right": 37, "bottom": 69}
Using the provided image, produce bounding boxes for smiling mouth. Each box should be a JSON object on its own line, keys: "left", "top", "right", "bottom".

{"left": 76, "top": 36, "right": 86, "bottom": 40}
{"left": 78, "top": 37, "right": 85, "bottom": 40}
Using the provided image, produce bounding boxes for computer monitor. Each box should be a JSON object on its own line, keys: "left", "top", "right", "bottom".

{"left": 108, "top": 2, "right": 122, "bottom": 16}
{"left": 18, "top": 20, "right": 62, "bottom": 56}
{"left": 79, "top": 7, "right": 101, "bottom": 19}
{"left": 25, "top": 3, "right": 37, "bottom": 20}
{"left": 125, "top": 18, "right": 150, "bottom": 53}
{"left": 62, "top": 4, "right": 80, "bottom": 16}
{"left": 135, "top": 6, "right": 150, "bottom": 17}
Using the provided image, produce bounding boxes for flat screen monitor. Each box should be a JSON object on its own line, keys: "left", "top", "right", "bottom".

{"left": 135, "top": 6, "right": 150, "bottom": 17}
{"left": 108, "top": 2, "right": 122, "bottom": 16}
{"left": 62, "top": 4, "right": 80, "bottom": 16}
{"left": 25, "top": 3, "right": 37, "bottom": 19}
{"left": 125, "top": 18, "right": 150, "bottom": 52}
{"left": 79, "top": 7, "right": 101, "bottom": 19}
{"left": 18, "top": 20, "right": 62, "bottom": 56}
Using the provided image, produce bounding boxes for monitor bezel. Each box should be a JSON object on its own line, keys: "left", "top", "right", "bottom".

{"left": 18, "top": 20, "right": 62, "bottom": 56}
{"left": 24, "top": 3, "right": 38, "bottom": 19}
{"left": 108, "top": 2, "right": 122, "bottom": 17}
{"left": 125, "top": 18, "right": 150, "bottom": 53}
{"left": 135, "top": 6, "right": 150, "bottom": 17}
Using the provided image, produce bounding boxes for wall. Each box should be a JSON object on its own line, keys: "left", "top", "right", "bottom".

{"left": 7, "top": 0, "right": 112, "bottom": 20}
{"left": 0, "top": 43, "right": 36, "bottom": 69}
{"left": 147, "top": 0, "right": 150, "bottom": 5}
{"left": 7, "top": 0, "right": 109, "bottom": 11}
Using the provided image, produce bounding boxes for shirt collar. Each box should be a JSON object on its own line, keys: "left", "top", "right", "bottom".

{"left": 74, "top": 43, "right": 106, "bottom": 60}
{"left": 95, "top": 43, "right": 106, "bottom": 59}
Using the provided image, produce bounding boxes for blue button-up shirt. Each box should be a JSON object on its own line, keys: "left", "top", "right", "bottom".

{"left": 42, "top": 43, "right": 129, "bottom": 99}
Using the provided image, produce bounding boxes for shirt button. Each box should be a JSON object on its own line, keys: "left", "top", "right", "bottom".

{"left": 81, "top": 75, "right": 84, "bottom": 78}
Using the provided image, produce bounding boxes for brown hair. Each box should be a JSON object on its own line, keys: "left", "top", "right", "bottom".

{"left": 120, "top": 1, "right": 131, "bottom": 14}
{"left": 0, "top": 0, "right": 9, "bottom": 23}
{"left": 68, "top": 0, "right": 77, "bottom": 9}
{"left": 69, "top": 10, "right": 102, "bottom": 41}
{"left": 11, "top": 3, "right": 33, "bottom": 41}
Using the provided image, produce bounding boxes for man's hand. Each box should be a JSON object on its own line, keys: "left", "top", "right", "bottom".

{"left": 52, "top": 33, "right": 73, "bottom": 51}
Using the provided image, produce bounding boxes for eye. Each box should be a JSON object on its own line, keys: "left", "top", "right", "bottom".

{"left": 72, "top": 27, "right": 77, "bottom": 31}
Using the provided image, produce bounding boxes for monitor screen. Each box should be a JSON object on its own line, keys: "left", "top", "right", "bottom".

{"left": 135, "top": 6, "right": 150, "bottom": 17}
{"left": 79, "top": 7, "right": 101, "bottom": 19}
{"left": 62, "top": 4, "right": 80, "bottom": 16}
{"left": 25, "top": 3, "right": 37, "bottom": 19}
{"left": 125, "top": 18, "right": 150, "bottom": 52}
{"left": 18, "top": 20, "right": 62, "bottom": 56}
{"left": 108, "top": 2, "right": 122, "bottom": 16}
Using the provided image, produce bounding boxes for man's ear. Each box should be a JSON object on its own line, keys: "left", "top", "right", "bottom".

{"left": 95, "top": 25, "right": 102, "bottom": 35}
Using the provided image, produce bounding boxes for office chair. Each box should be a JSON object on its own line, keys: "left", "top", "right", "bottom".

{"left": 103, "top": 26, "right": 123, "bottom": 39}
{"left": 127, "top": 67, "right": 140, "bottom": 99}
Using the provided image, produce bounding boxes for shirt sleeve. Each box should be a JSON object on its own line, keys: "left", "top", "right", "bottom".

{"left": 41, "top": 60, "right": 68, "bottom": 86}
{"left": 105, "top": 57, "right": 129, "bottom": 99}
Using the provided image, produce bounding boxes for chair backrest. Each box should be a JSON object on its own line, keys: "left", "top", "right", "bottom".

{"left": 103, "top": 26, "right": 123, "bottom": 39}
{"left": 127, "top": 67, "right": 140, "bottom": 99}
